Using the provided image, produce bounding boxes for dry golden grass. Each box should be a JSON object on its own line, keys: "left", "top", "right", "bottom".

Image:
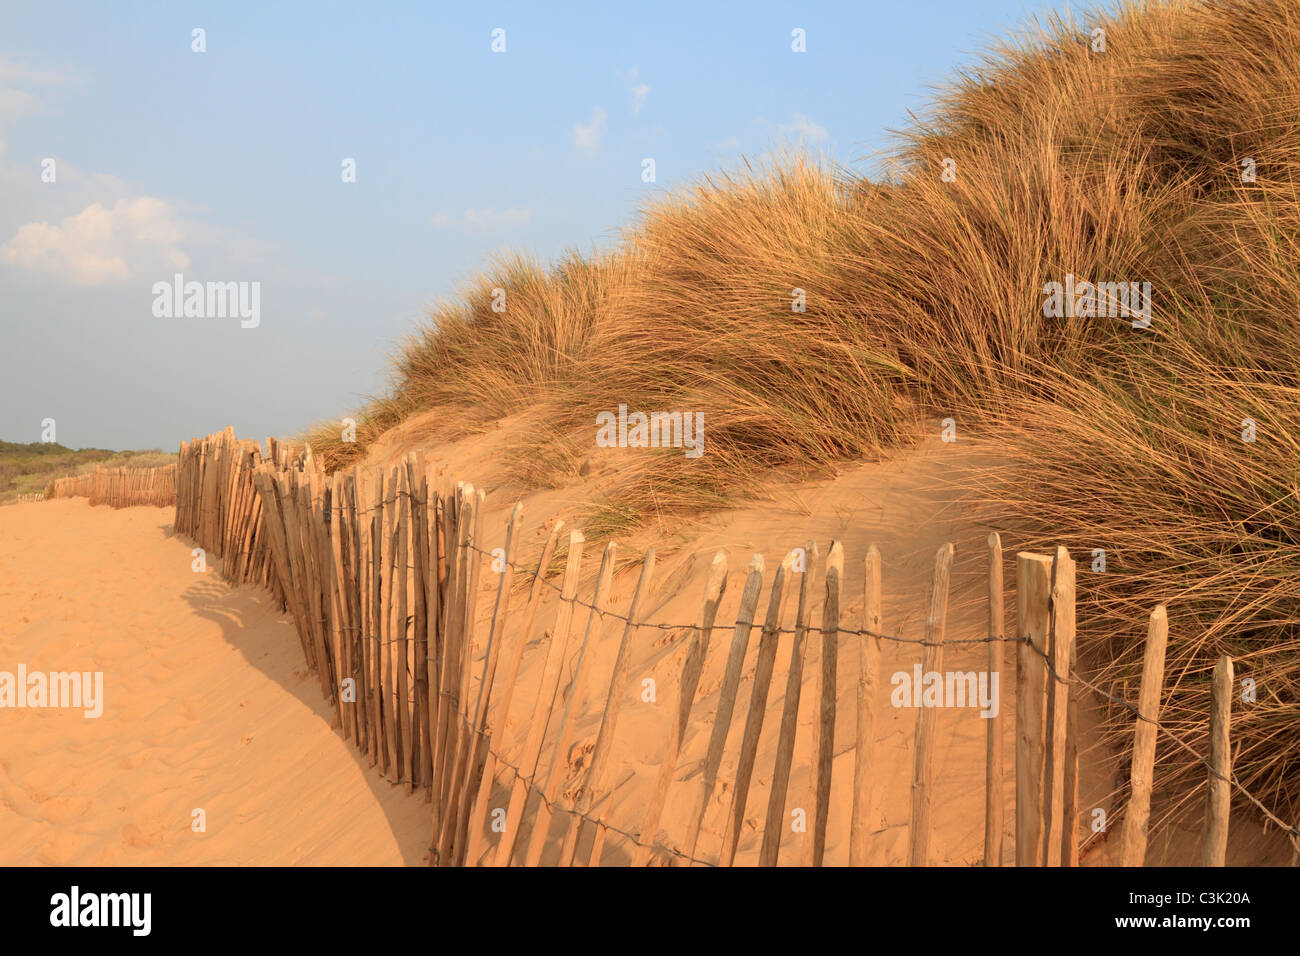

{"left": 308, "top": 0, "right": 1300, "bottom": 840}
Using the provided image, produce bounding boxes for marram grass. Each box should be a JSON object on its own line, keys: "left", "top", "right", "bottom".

{"left": 307, "top": 0, "right": 1300, "bottom": 845}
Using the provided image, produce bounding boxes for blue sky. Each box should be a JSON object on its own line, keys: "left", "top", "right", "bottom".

{"left": 0, "top": 0, "right": 1092, "bottom": 451}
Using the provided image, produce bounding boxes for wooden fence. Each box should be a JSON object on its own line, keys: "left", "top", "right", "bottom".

{"left": 3, "top": 492, "right": 46, "bottom": 505}
{"left": 47, "top": 464, "right": 177, "bottom": 508}
{"left": 175, "top": 427, "right": 1252, "bottom": 867}
{"left": 46, "top": 473, "right": 92, "bottom": 499}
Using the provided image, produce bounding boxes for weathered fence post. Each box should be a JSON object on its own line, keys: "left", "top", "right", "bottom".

{"left": 908, "top": 542, "right": 953, "bottom": 867}
{"left": 762, "top": 542, "right": 818, "bottom": 868}
{"left": 1062, "top": 598, "right": 1081, "bottom": 867}
{"left": 686, "top": 554, "right": 765, "bottom": 862}
{"left": 1044, "top": 547, "right": 1075, "bottom": 866}
{"left": 806, "top": 541, "right": 844, "bottom": 867}
{"left": 850, "top": 544, "right": 882, "bottom": 866}
{"left": 985, "top": 533, "right": 1004, "bottom": 866}
{"left": 721, "top": 552, "right": 794, "bottom": 866}
{"left": 1119, "top": 605, "right": 1169, "bottom": 867}
{"left": 1202, "top": 655, "right": 1233, "bottom": 866}
{"left": 1015, "top": 552, "right": 1052, "bottom": 867}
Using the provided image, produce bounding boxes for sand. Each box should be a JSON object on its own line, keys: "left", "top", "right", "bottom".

{"left": 3, "top": 433, "right": 1287, "bottom": 866}
{"left": 0, "top": 499, "right": 427, "bottom": 865}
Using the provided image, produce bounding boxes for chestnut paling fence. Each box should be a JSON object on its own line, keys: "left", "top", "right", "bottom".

{"left": 45, "top": 473, "right": 92, "bottom": 500}
{"left": 3, "top": 492, "right": 46, "bottom": 505}
{"left": 173, "top": 427, "right": 1286, "bottom": 867}
{"left": 46, "top": 463, "right": 177, "bottom": 509}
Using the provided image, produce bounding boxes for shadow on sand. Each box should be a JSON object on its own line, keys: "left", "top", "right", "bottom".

{"left": 164, "top": 517, "right": 639, "bottom": 867}
{"left": 175, "top": 556, "right": 430, "bottom": 865}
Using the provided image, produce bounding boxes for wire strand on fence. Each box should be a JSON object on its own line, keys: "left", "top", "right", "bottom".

{"left": 1026, "top": 638, "right": 1300, "bottom": 846}
{"left": 429, "top": 700, "right": 717, "bottom": 868}
{"left": 461, "top": 540, "right": 1006, "bottom": 646}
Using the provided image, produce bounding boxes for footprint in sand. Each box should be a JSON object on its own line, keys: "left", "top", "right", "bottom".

{"left": 651, "top": 630, "right": 679, "bottom": 649}
{"left": 179, "top": 698, "right": 203, "bottom": 722}
{"left": 38, "top": 795, "right": 93, "bottom": 824}
{"left": 0, "top": 784, "right": 27, "bottom": 815}
{"left": 698, "top": 675, "right": 723, "bottom": 698}
{"left": 119, "top": 750, "right": 153, "bottom": 771}
{"left": 561, "top": 742, "right": 596, "bottom": 801}
{"left": 38, "top": 832, "right": 83, "bottom": 865}
{"left": 121, "top": 820, "right": 170, "bottom": 849}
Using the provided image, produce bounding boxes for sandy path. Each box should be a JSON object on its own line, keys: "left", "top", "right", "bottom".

{"left": 0, "top": 499, "right": 428, "bottom": 865}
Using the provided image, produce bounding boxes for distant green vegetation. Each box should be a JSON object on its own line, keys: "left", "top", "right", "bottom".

{"left": 0, "top": 440, "right": 176, "bottom": 503}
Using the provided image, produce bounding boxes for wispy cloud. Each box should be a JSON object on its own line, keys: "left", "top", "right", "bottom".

{"left": 627, "top": 66, "right": 650, "bottom": 116}
{"left": 0, "top": 57, "right": 82, "bottom": 87}
{"left": 573, "top": 106, "right": 607, "bottom": 152}
{"left": 774, "top": 113, "right": 829, "bottom": 143}
{"left": 0, "top": 56, "right": 84, "bottom": 124}
{"left": 431, "top": 206, "right": 533, "bottom": 229}
{"left": 0, "top": 88, "right": 43, "bottom": 121}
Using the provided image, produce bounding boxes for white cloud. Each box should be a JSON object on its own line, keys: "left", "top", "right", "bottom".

{"left": 775, "top": 113, "right": 829, "bottom": 143}
{"left": 573, "top": 107, "right": 607, "bottom": 152}
{"left": 431, "top": 206, "right": 533, "bottom": 229}
{"left": 465, "top": 206, "right": 531, "bottom": 227}
{"left": 1, "top": 197, "right": 191, "bottom": 286}
{"left": 632, "top": 83, "right": 650, "bottom": 116}
{"left": 0, "top": 56, "right": 83, "bottom": 124}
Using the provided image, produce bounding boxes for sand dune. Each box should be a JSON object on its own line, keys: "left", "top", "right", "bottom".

{"left": 0, "top": 499, "right": 427, "bottom": 865}
{"left": 3, "top": 446, "right": 1286, "bottom": 866}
